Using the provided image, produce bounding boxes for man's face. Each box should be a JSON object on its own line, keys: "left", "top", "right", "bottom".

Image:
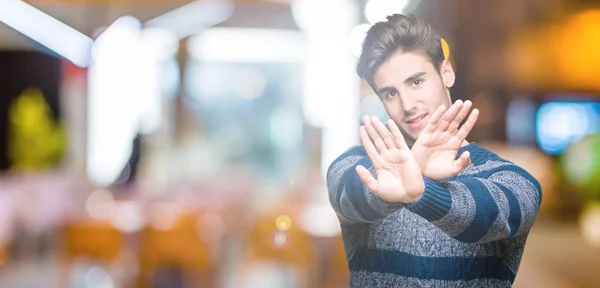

{"left": 372, "top": 51, "right": 455, "bottom": 146}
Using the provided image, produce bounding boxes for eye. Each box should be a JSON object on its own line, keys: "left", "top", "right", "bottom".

{"left": 412, "top": 79, "right": 423, "bottom": 87}
{"left": 385, "top": 91, "right": 397, "bottom": 99}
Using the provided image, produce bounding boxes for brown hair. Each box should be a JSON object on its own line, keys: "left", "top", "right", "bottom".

{"left": 357, "top": 14, "right": 445, "bottom": 90}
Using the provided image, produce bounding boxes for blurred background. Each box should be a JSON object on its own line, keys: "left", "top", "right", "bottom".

{"left": 0, "top": 0, "right": 599, "bottom": 287}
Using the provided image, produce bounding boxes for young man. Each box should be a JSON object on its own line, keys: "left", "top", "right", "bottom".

{"left": 327, "top": 14, "right": 541, "bottom": 287}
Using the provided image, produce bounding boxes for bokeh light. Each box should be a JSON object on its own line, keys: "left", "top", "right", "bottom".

{"left": 271, "top": 230, "right": 290, "bottom": 249}
{"left": 275, "top": 215, "right": 292, "bottom": 231}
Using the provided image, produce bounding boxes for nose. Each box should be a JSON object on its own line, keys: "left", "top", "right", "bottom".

{"left": 400, "top": 94, "right": 417, "bottom": 113}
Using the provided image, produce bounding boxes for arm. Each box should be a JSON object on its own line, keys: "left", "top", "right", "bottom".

{"left": 327, "top": 115, "right": 424, "bottom": 224}
{"left": 408, "top": 100, "right": 541, "bottom": 243}
{"left": 326, "top": 146, "right": 404, "bottom": 224}
{"left": 406, "top": 160, "right": 542, "bottom": 243}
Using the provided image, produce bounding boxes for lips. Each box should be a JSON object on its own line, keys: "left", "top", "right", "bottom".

{"left": 406, "top": 114, "right": 426, "bottom": 124}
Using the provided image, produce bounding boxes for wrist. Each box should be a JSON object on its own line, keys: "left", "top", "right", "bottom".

{"left": 404, "top": 177, "right": 425, "bottom": 204}
{"left": 410, "top": 145, "right": 428, "bottom": 171}
{"left": 406, "top": 177, "right": 452, "bottom": 221}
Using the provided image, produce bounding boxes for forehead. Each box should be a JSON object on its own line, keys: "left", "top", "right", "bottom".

{"left": 373, "top": 51, "right": 436, "bottom": 87}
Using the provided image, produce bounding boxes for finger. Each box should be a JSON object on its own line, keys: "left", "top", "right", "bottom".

{"left": 423, "top": 105, "right": 447, "bottom": 133}
{"left": 371, "top": 116, "right": 396, "bottom": 149}
{"left": 447, "top": 100, "right": 472, "bottom": 133}
{"left": 455, "top": 108, "right": 479, "bottom": 140}
{"left": 387, "top": 119, "right": 409, "bottom": 150}
{"left": 356, "top": 165, "right": 378, "bottom": 193}
{"left": 437, "top": 100, "right": 463, "bottom": 131}
{"left": 360, "top": 125, "right": 380, "bottom": 165}
{"left": 453, "top": 151, "right": 471, "bottom": 174}
{"left": 363, "top": 115, "right": 388, "bottom": 153}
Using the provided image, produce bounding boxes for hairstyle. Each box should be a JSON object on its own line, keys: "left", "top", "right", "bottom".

{"left": 357, "top": 14, "right": 445, "bottom": 90}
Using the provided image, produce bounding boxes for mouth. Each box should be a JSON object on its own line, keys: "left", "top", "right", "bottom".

{"left": 405, "top": 114, "right": 427, "bottom": 128}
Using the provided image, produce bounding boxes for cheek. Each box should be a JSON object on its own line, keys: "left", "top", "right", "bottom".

{"left": 419, "top": 85, "right": 447, "bottom": 110}
{"left": 382, "top": 100, "right": 404, "bottom": 121}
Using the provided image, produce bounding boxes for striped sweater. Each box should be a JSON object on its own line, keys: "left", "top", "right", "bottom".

{"left": 326, "top": 142, "right": 542, "bottom": 287}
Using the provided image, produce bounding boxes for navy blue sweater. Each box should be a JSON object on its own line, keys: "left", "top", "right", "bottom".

{"left": 327, "top": 143, "right": 542, "bottom": 287}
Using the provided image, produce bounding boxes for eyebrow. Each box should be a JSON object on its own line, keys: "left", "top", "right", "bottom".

{"left": 376, "top": 86, "right": 395, "bottom": 97}
{"left": 376, "top": 72, "right": 427, "bottom": 96}
{"left": 404, "top": 72, "right": 426, "bottom": 84}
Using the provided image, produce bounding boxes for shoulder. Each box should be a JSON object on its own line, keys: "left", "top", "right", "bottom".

{"left": 460, "top": 143, "right": 541, "bottom": 189}
{"left": 327, "top": 146, "right": 367, "bottom": 174}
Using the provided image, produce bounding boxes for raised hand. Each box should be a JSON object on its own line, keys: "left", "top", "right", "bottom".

{"left": 356, "top": 115, "right": 424, "bottom": 204}
{"left": 411, "top": 100, "right": 479, "bottom": 181}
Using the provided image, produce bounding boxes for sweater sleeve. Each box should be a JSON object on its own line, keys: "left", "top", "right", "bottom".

{"left": 326, "top": 146, "right": 404, "bottom": 223}
{"left": 406, "top": 159, "right": 542, "bottom": 244}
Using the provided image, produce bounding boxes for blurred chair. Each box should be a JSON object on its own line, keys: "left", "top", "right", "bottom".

{"left": 137, "top": 212, "right": 213, "bottom": 288}
{"left": 234, "top": 211, "right": 319, "bottom": 288}
{"left": 60, "top": 220, "right": 125, "bottom": 287}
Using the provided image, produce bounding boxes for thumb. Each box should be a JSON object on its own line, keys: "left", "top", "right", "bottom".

{"left": 453, "top": 151, "right": 471, "bottom": 174}
{"left": 356, "top": 165, "right": 378, "bottom": 193}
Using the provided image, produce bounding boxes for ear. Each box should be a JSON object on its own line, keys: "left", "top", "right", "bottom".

{"left": 440, "top": 59, "right": 455, "bottom": 88}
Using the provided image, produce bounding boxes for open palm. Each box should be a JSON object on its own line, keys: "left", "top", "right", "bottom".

{"left": 412, "top": 100, "right": 479, "bottom": 181}
{"left": 356, "top": 116, "right": 424, "bottom": 204}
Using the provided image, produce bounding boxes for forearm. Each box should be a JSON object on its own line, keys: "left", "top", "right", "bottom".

{"left": 406, "top": 164, "right": 541, "bottom": 243}
{"left": 327, "top": 146, "right": 405, "bottom": 223}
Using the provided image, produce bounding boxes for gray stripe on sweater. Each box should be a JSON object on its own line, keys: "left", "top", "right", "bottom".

{"left": 502, "top": 233, "right": 529, "bottom": 273}
{"left": 431, "top": 180, "right": 476, "bottom": 237}
{"left": 339, "top": 188, "right": 368, "bottom": 222}
{"left": 477, "top": 178, "right": 511, "bottom": 243}
{"left": 488, "top": 170, "right": 539, "bottom": 237}
{"left": 350, "top": 271, "right": 512, "bottom": 288}
{"left": 328, "top": 154, "right": 363, "bottom": 221}
{"left": 460, "top": 160, "right": 507, "bottom": 176}
{"left": 368, "top": 209, "right": 504, "bottom": 257}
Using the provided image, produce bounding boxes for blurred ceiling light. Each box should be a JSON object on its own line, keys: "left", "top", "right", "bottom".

{"left": 0, "top": 0, "right": 93, "bottom": 67}
{"left": 292, "top": 0, "right": 360, "bottom": 177}
{"left": 137, "top": 27, "right": 179, "bottom": 63}
{"left": 188, "top": 28, "right": 305, "bottom": 63}
{"left": 87, "top": 16, "right": 142, "bottom": 187}
{"left": 145, "top": 0, "right": 233, "bottom": 40}
{"left": 365, "top": 0, "right": 410, "bottom": 24}
{"left": 134, "top": 28, "right": 178, "bottom": 135}
{"left": 91, "top": 16, "right": 142, "bottom": 63}
{"left": 348, "top": 23, "right": 371, "bottom": 57}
